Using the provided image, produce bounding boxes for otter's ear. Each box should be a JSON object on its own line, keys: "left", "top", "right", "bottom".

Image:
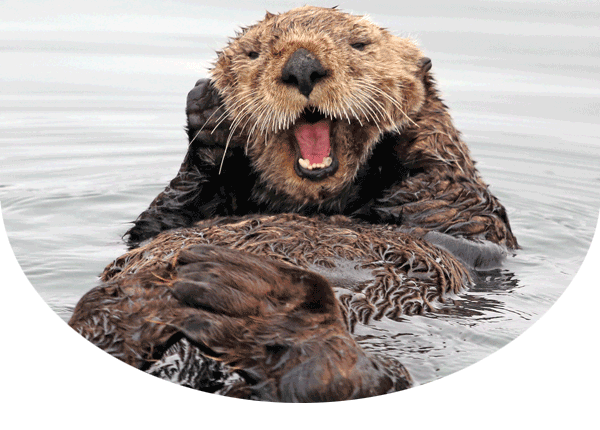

{"left": 417, "top": 57, "right": 432, "bottom": 79}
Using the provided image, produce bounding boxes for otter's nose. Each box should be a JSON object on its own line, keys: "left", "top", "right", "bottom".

{"left": 281, "top": 48, "right": 328, "bottom": 98}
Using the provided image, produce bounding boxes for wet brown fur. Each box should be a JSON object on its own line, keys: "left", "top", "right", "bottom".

{"left": 104, "top": 214, "right": 470, "bottom": 328}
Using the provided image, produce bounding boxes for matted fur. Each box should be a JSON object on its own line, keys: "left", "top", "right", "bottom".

{"left": 105, "top": 214, "right": 470, "bottom": 328}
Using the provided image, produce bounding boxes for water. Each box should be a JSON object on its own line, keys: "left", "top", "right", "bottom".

{"left": 1, "top": 0, "right": 599, "bottom": 389}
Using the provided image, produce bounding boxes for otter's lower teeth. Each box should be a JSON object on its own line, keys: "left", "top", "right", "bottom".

{"left": 298, "top": 158, "right": 310, "bottom": 169}
{"left": 299, "top": 157, "right": 333, "bottom": 170}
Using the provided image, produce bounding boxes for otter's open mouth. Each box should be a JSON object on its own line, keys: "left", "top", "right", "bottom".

{"left": 293, "top": 108, "right": 339, "bottom": 181}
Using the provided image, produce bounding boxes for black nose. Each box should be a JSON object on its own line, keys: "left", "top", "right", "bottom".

{"left": 281, "top": 48, "right": 328, "bottom": 98}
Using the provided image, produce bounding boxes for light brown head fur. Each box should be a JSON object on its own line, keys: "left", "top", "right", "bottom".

{"left": 210, "top": 6, "right": 428, "bottom": 206}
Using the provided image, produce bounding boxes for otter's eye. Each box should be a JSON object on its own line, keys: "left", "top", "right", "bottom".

{"left": 248, "top": 51, "right": 260, "bottom": 59}
{"left": 351, "top": 42, "right": 367, "bottom": 51}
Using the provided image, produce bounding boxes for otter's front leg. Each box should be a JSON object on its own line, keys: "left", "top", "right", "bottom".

{"left": 372, "top": 167, "right": 519, "bottom": 250}
{"left": 125, "top": 80, "right": 250, "bottom": 248}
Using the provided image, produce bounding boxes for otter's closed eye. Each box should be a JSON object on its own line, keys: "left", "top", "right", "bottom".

{"left": 350, "top": 42, "right": 367, "bottom": 51}
{"left": 248, "top": 51, "right": 260, "bottom": 59}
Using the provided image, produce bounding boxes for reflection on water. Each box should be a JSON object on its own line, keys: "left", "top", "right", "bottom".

{"left": 1, "top": 0, "right": 599, "bottom": 386}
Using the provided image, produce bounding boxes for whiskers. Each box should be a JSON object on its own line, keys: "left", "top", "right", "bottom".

{"left": 209, "top": 79, "right": 412, "bottom": 173}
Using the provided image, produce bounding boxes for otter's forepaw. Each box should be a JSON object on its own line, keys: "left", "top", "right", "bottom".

{"left": 168, "top": 245, "right": 411, "bottom": 401}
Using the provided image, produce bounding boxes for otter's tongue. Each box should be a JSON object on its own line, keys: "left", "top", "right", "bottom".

{"left": 295, "top": 121, "right": 331, "bottom": 165}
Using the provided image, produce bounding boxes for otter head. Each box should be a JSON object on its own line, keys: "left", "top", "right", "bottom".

{"left": 211, "top": 6, "right": 429, "bottom": 205}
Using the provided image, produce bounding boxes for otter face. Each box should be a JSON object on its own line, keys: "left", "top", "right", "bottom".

{"left": 211, "top": 6, "right": 427, "bottom": 205}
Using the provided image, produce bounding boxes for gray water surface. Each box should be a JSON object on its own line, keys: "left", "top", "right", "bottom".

{"left": 1, "top": 0, "right": 599, "bottom": 386}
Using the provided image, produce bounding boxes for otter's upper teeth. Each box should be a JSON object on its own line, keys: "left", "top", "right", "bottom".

{"left": 299, "top": 156, "right": 333, "bottom": 170}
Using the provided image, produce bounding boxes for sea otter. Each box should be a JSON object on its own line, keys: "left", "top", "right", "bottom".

{"left": 69, "top": 6, "right": 518, "bottom": 402}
